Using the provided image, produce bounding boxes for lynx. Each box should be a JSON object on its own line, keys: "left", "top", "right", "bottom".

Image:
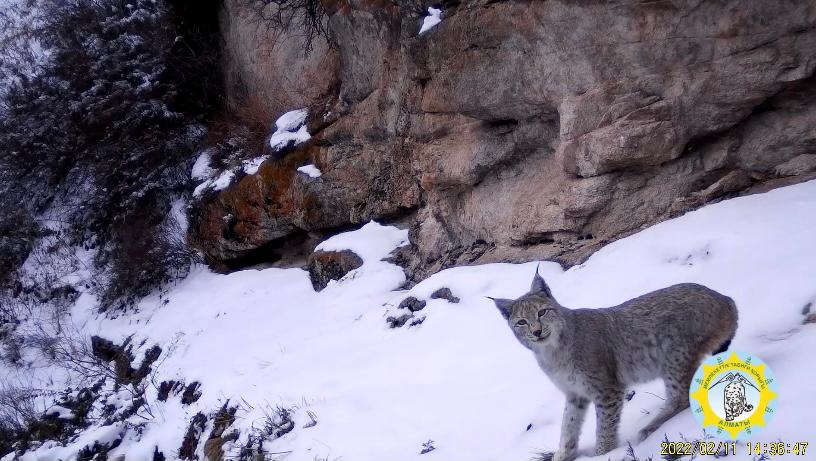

{"left": 490, "top": 268, "right": 738, "bottom": 461}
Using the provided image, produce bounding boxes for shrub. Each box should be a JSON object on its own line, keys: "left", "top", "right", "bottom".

{"left": 0, "top": 0, "right": 222, "bottom": 307}
{"left": 244, "top": 0, "right": 333, "bottom": 55}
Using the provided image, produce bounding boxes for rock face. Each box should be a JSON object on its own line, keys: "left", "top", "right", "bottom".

{"left": 219, "top": 0, "right": 339, "bottom": 116}
{"left": 194, "top": 0, "right": 816, "bottom": 278}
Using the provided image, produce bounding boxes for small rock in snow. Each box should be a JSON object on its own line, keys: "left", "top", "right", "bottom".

{"left": 386, "top": 313, "right": 414, "bottom": 328}
{"left": 308, "top": 250, "right": 363, "bottom": 291}
{"left": 181, "top": 381, "right": 202, "bottom": 405}
{"left": 46, "top": 405, "right": 75, "bottom": 420}
{"left": 430, "top": 287, "right": 460, "bottom": 303}
{"left": 399, "top": 296, "right": 427, "bottom": 312}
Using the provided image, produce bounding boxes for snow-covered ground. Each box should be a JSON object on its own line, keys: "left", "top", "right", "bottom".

{"left": 5, "top": 180, "right": 816, "bottom": 460}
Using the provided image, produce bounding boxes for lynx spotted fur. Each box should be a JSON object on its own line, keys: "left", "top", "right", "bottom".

{"left": 490, "top": 269, "right": 738, "bottom": 461}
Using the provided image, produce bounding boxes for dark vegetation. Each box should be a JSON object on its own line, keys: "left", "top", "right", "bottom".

{"left": 245, "top": 0, "right": 334, "bottom": 54}
{"left": 0, "top": 0, "right": 222, "bottom": 453}
{"left": 0, "top": 0, "right": 223, "bottom": 307}
{"left": 0, "top": 0, "right": 328, "bottom": 456}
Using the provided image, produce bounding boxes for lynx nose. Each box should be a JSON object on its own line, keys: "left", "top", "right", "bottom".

{"left": 533, "top": 329, "right": 542, "bottom": 338}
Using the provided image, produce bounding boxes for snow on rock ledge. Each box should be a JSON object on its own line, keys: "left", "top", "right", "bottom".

{"left": 296, "top": 164, "right": 322, "bottom": 178}
{"left": 315, "top": 220, "right": 408, "bottom": 264}
{"left": 193, "top": 169, "right": 236, "bottom": 197}
{"left": 269, "top": 108, "right": 311, "bottom": 151}
{"left": 419, "top": 7, "right": 442, "bottom": 34}
{"left": 242, "top": 156, "right": 267, "bottom": 175}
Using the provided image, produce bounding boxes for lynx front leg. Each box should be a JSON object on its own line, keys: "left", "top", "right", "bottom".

{"left": 595, "top": 394, "right": 623, "bottom": 456}
{"left": 552, "top": 394, "right": 589, "bottom": 461}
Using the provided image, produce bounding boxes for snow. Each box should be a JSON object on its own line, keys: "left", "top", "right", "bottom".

{"left": 270, "top": 125, "right": 310, "bottom": 151}
{"left": 242, "top": 156, "right": 267, "bottom": 175}
{"left": 274, "top": 108, "right": 308, "bottom": 132}
{"left": 419, "top": 7, "right": 442, "bottom": 34}
{"left": 190, "top": 110, "right": 311, "bottom": 197}
{"left": 8, "top": 180, "right": 816, "bottom": 461}
{"left": 10, "top": 423, "right": 124, "bottom": 461}
{"left": 193, "top": 169, "right": 235, "bottom": 197}
{"left": 192, "top": 181, "right": 210, "bottom": 197}
{"left": 269, "top": 108, "right": 311, "bottom": 151}
{"left": 191, "top": 142, "right": 269, "bottom": 198}
{"left": 190, "top": 151, "right": 213, "bottom": 180}
{"left": 0, "top": 0, "right": 48, "bottom": 93}
{"left": 296, "top": 164, "right": 322, "bottom": 178}
{"left": 45, "top": 405, "right": 75, "bottom": 420}
{"left": 211, "top": 170, "right": 235, "bottom": 191}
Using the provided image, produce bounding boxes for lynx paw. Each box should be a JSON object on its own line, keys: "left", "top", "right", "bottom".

{"left": 531, "top": 452, "right": 555, "bottom": 461}
{"left": 549, "top": 450, "right": 576, "bottom": 461}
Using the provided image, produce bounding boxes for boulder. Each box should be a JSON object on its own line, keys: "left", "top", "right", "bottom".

{"left": 386, "top": 312, "right": 414, "bottom": 328}
{"left": 398, "top": 296, "right": 426, "bottom": 312}
{"left": 307, "top": 249, "right": 363, "bottom": 291}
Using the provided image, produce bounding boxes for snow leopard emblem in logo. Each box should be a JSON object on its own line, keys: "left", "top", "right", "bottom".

{"left": 689, "top": 351, "right": 778, "bottom": 440}
{"left": 709, "top": 372, "right": 756, "bottom": 421}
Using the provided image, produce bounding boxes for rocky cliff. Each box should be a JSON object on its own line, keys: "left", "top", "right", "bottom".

{"left": 193, "top": 0, "right": 816, "bottom": 278}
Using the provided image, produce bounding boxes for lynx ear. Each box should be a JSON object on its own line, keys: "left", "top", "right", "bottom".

{"left": 487, "top": 297, "right": 514, "bottom": 319}
{"left": 530, "top": 264, "right": 552, "bottom": 297}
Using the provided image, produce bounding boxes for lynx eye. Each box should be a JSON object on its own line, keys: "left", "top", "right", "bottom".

{"left": 516, "top": 319, "right": 528, "bottom": 326}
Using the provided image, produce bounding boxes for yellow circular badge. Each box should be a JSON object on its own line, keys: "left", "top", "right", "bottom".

{"left": 689, "top": 351, "right": 778, "bottom": 440}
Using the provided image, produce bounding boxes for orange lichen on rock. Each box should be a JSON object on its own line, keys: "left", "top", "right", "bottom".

{"left": 192, "top": 143, "right": 321, "bottom": 265}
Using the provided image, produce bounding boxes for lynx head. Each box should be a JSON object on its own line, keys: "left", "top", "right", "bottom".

{"left": 490, "top": 267, "right": 564, "bottom": 347}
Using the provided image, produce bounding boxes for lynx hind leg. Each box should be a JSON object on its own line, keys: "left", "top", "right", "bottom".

{"left": 639, "top": 352, "right": 699, "bottom": 441}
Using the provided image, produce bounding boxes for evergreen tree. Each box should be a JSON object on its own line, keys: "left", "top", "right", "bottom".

{"left": 0, "top": 0, "right": 222, "bottom": 306}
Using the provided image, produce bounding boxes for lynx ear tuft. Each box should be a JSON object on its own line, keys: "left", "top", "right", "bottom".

{"left": 530, "top": 264, "right": 552, "bottom": 297}
{"left": 487, "top": 296, "right": 514, "bottom": 319}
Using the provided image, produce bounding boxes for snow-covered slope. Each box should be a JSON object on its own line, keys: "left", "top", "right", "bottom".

{"left": 8, "top": 180, "right": 816, "bottom": 460}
